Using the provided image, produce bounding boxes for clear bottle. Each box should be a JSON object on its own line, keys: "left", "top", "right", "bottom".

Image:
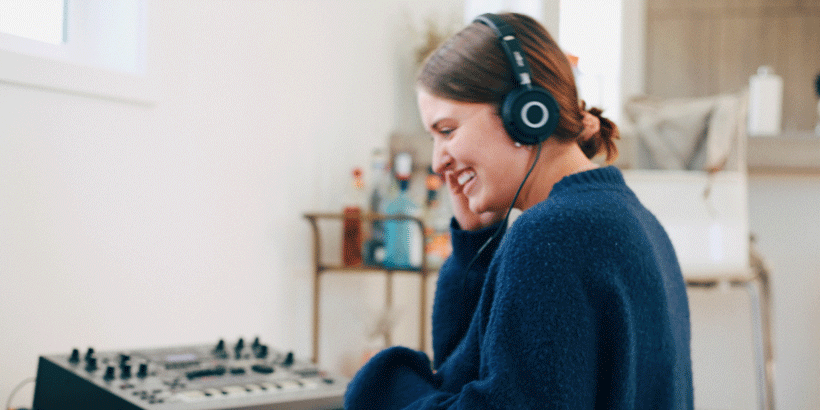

{"left": 423, "top": 167, "right": 452, "bottom": 266}
{"left": 383, "top": 153, "right": 421, "bottom": 269}
{"left": 342, "top": 167, "right": 365, "bottom": 267}
{"left": 363, "top": 149, "right": 388, "bottom": 266}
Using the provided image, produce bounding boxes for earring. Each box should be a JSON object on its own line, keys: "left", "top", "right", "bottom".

{"left": 514, "top": 142, "right": 522, "bottom": 148}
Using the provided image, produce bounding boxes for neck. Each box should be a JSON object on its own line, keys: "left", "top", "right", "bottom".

{"left": 515, "top": 141, "right": 598, "bottom": 210}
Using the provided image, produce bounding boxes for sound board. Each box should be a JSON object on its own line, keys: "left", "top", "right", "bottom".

{"left": 31, "top": 338, "right": 347, "bottom": 410}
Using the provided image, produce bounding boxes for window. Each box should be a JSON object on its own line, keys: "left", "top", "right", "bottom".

{"left": 559, "top": 0, "right": 623, "bottom": 123}
{"left": 0, "top": 0, "right": 153, "bottom": 104}
{"left": 0, "top": 0, "right": 66, "bottom": 45}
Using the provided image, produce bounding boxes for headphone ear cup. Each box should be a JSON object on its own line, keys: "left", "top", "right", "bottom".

{"left": 500, "top": 86, "right": 560, "bottom": 145}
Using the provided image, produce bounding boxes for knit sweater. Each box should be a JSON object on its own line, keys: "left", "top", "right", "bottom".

{"left": 344, "top": 166, "right": 694, "bottom": 409}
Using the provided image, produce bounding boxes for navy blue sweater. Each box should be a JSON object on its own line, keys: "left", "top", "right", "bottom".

{"left": 344, "top": 166, "right": 693, "bottom": 409}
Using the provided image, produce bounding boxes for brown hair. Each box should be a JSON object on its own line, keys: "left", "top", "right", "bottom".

{"left": 417, "top": 13, "right": 618, "bottom": 163}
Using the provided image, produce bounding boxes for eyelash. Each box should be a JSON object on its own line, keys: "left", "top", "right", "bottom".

{"left": 429, "top": 126, "right": 455, "bottom": 141}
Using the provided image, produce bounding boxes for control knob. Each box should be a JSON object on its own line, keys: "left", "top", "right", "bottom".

{"left": 121, "top": 364, "right": 132, "bottom": 379}
{"left": 103, "top": 366, "right": 116, "bottom": 381}
{"left": 85, "top": 356, "right": 98, "bottom": 372}
{"left": 137, "top": 363, "right": 149, "bottom": 379}
{"left": 68, "top": 348, "right": 81, "bottom": 364}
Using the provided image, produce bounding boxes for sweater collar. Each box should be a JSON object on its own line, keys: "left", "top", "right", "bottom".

{"left": 549, "top": 165, "right": 625, "bottom": 198}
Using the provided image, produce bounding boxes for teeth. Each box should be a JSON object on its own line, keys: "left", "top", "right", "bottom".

{"left": 457, "top": 170, "right": 476, "bottom": 186}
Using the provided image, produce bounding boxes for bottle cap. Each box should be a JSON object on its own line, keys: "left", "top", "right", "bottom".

{"left": 395, "top": 153, "right": 412, "bottom": 180}
{"left": 352, "top": 167, "right": 364, "bottom": 190}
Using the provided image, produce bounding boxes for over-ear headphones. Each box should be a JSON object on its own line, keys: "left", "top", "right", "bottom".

{"left": 474, "top": 13, "right": 560, "bottom": 145}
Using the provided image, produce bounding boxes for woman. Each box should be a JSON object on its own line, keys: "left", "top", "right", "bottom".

{"left": 345, "top": 12, "right": 693, "bottom": 409}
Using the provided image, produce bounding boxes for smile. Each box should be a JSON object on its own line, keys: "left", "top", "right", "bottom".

{"left": 453, "top": 169, "right": 476, "bottom": 192}
{"left": 457, "top": 169, "right": 476, "bottom": 186}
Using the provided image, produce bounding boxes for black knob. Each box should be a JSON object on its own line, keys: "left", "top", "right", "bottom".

{"left": 255, "top": 344, "right": 268, "bottom": 359}
{"left": 69, "top": 348, "right": 81, "bottom": 364}
{"left": 234, "top": 338, "right": 245, "bottom": 359}
{"left": 85, "top": 348, "right": 95, "bottom": 362}
{"left": 104, "top": 366, "right": 116, "bottom": 381}
{"left": 137, "top": 363, "right": 149, "bottom": 378}
{"left": 282, "top": 351, "right": 294, "bottom": 367}
{"left": 121, "top": 364, "right": 132, "bottom": 379}
{"left": 214, "top": 339, "right": 227, "bottom": 358}
{"left": 252, "top": 337, "right": 261, "bottom": 349}
{"left": 119, "top": 354, "right": 131, "bottom": 367}
{"left": 85, "top": 357, "right": 98, "bottom": 372}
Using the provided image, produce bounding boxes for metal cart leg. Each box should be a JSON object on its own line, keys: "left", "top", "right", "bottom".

{"left": 312, "top": 271, "right": 321, "bottom": 364}
{"left": 749, "top": 241, "right": 776, "bottom": 410}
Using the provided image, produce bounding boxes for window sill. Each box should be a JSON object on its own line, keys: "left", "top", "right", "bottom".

{"left": 0, "top": 49, "right": 157, "bottom": 106}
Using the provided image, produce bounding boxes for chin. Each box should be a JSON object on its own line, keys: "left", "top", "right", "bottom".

{"left": 467, "top": 198, "right": 488, "bottom": 215}
{"left": 468, "top": 197, "right": 502, "bottom": 217}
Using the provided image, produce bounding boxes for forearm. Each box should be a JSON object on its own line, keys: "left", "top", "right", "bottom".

{"left": 432, "top": 218, "right": 505, "bottom": 366}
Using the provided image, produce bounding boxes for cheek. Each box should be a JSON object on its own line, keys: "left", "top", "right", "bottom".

{"left": 482, "top": 150, "right": 529, "bottom": 194}
{"left": 441, "top": 137, "right": 472, "bottom": 166}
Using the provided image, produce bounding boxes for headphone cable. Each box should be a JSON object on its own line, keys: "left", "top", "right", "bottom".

{"left": 460, "top": 142, "right": 543, "bottom": 291}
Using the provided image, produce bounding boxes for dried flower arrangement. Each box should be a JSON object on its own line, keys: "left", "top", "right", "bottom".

{"left": 413, "top": 17, "right": 458, "bottom": 66}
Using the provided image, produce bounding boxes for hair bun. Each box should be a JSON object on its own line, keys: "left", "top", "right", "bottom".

{"left": 578, "top": 107, "right": 619, "bottom": 163}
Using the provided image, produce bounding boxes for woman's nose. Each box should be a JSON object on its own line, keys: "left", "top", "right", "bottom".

{"left": 432, "top": 142, "right": 453, "bottom": 176}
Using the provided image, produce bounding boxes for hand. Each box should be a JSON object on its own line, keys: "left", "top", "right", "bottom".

{"left": 445, "top": 177, "right": 506, "bottom": 231}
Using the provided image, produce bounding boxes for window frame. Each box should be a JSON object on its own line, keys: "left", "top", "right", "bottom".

{"left": 0, "top": 0, "right": 155, "bottom": 105}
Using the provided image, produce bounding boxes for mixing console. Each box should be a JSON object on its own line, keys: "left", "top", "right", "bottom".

{"left": 31, "top": 338, "right": 347, "bottom": 410}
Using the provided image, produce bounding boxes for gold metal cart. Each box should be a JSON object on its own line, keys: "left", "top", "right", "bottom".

{"left": 304, "top": 212, "right": 430, "bottom": 364}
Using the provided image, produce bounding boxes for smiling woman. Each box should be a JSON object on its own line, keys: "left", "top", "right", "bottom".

{"left": 344, "top": 12, "right": 693, "bottom": 410}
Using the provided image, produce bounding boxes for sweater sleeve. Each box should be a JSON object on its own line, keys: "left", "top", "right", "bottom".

{"left": 344, "top": 238, "right": 603, "bottom": 410}
{"left": 431, "top": 216, "right": 604, "bottom": 408}
{"left": 432, "top": 218, "right": 505, "bottom": 367}
{"left": 344, "top": 219, "right": 506, "bottom": 410}
{"left": 343, "top": 346, "right": 447, "bottom": 410}
{"left": 345, "top": 216, "right": 608, "bottom": 409}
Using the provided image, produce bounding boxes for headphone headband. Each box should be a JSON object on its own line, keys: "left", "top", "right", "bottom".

{"left": 472, "top": 13, "right": 560, "bottom": 146}
{"left": 474, "top": 13, "right": 533, "bottom": 89}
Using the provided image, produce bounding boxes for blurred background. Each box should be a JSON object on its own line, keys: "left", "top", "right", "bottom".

{"left": 1, "top": 1, "right": 818, "bottom": 409}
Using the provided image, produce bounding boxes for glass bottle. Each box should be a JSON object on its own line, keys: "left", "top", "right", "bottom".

{"left": 383, "top": 153, "right": 421, "bottom": 269}
{"left": 342, "top": 167, "right": 365, "bottom": 267}
{"left": 363, "top": 149, "right": 388, "bottom": 266}
{"left": 424, "top": 167, "right": 452, "bottom": 266}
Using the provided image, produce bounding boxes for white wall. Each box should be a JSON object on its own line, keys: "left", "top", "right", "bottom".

{"left": 0, "top": 0, "right": 464, "bottom": 406}
{"left": 2, "top": 1, "right": 818, "bottom": 409}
